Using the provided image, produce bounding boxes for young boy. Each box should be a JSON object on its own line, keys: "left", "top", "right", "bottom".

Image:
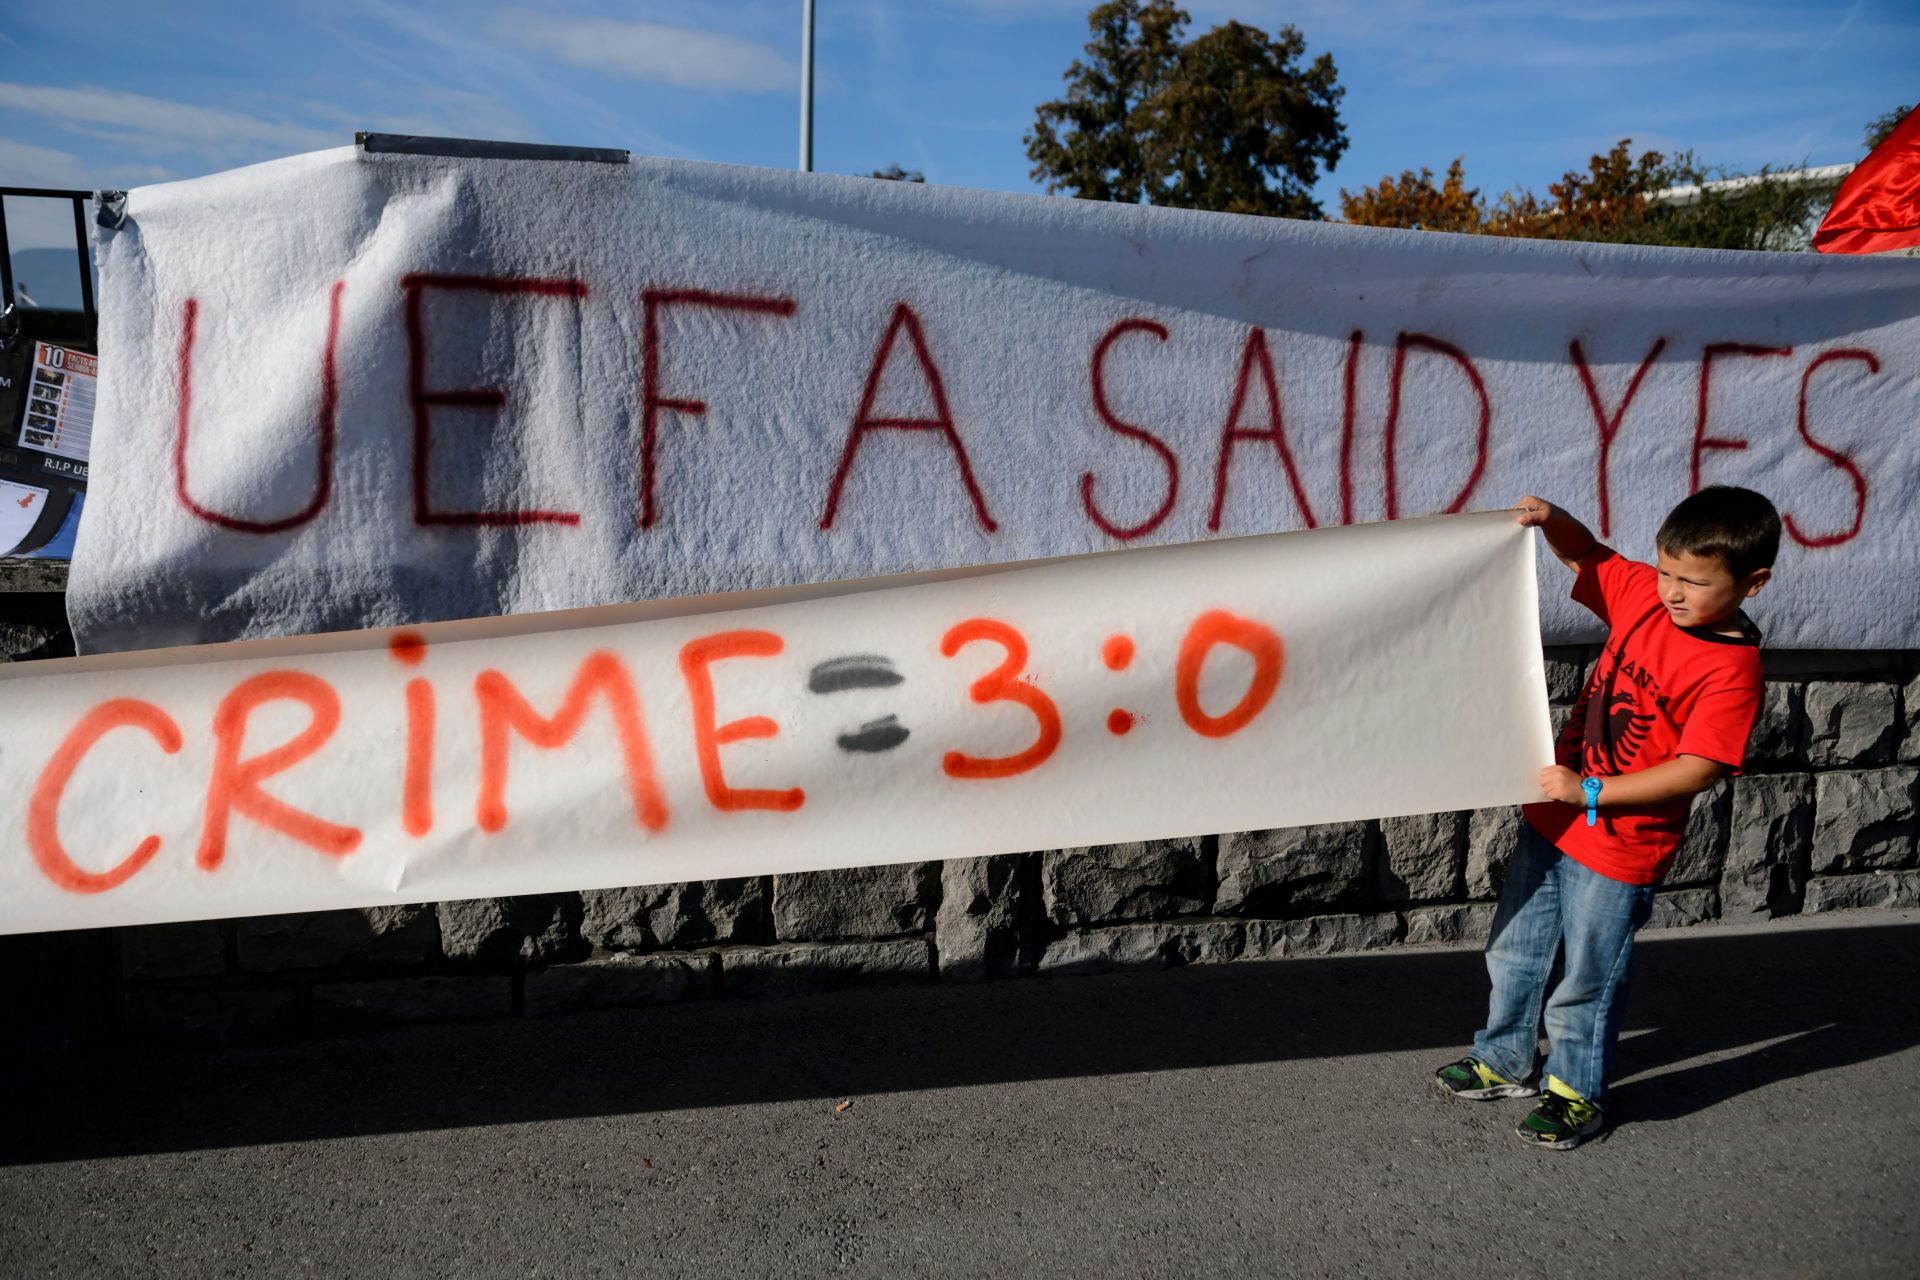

{"left": 1434, "top": 485, "right": 1779, "bottom": 1149}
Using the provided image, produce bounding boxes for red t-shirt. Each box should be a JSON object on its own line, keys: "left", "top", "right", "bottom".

{"left": 1524, "top": 547, "right": 1763, "bottom": 885}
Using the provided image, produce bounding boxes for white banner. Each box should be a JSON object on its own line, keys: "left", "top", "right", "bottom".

{"left": 5, "top": 513, "right": 1548, "bottom": 934}
{"left": 70, "top": 145, "right": 1920, "bottom": 652}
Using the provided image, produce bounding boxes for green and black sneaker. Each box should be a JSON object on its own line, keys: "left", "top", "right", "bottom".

{"left": 1515, "top": 1078, "right": 1605, "bottom": 1150}
{"left": 1433, "top": 1056, "right": 1537, "bottom": 1100}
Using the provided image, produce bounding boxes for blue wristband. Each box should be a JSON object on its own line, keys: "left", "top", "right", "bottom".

{"left": 1582, "top": 776, "right": 1603, "bottom": 826}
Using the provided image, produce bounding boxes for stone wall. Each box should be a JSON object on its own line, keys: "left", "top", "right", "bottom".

{"left": 3, "top": 572, "right": 1915, "bottom": 1050}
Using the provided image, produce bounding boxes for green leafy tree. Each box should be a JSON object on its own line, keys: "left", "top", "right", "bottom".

{"left": 1624, "top": 154, "right": 1824, "bottom": 252}
{"left": 1026, "top": 0, "right": 1346, "bottom": 217}
{"left": 1025, "top": 0, "right": 1185, "bottom": 206}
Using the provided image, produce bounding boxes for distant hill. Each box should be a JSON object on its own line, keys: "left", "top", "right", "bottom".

{"left": 8, "top": 247, "right": 97, "bottom": 312}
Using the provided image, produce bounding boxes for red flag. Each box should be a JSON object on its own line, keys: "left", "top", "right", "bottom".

{"left": 1814, "top": 106, "right": 1920, "bottom": 254}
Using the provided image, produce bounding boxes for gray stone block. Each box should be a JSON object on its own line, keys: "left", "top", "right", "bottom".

{"left": 1242, "top": 912, "right": 1400, "bottom": 958}
{"left": 1216, "top": 823, "right": 1371, "bottom": 915}
{"left": 1376, "top": 811, "right": 1465, "bottom": 901}
{"left": 119, "top": 920, "right": 228, "bottom": 981}
{"left": 1811, "top": 769, "right": 1918, "bottom": 873}
{"left": 1402, "top": 904, "right": 1496, "bottom": 947}
{"left": 720, "top": 938, "right": 931, "bottom": 998}
{"left": 1037, "top": 920, "right": 1242, "bottom": 977}
{"left": 0, "top": 559, "right": 67, "bottom": 592}
{"left": 121, "top": 985, "right": 298, "bottom": 1047}
{"left": 1746, "top": 682, "right": 1806, "bottom": 768}
{"left": 437, "top": 894, "right": 579, "bottom": 964}
{"left": 1803, "top": 871, "right": 1920, "bottom": 913}
{"left": 1667, "top": 780, "right": 1731, "bottom": 886}
{"left": 1723, "top": 774, "right": 1812, "bottom": 916}
{"left": 237, "top": 905, "right": 437, "bottom": 974}
{"left": 936, "top": 853, "right": 1037, "bottom": 982}
{"left": 1902, "top": 671, "right": 1920, "bottom": 765}
{"left": 772, "top": 862, "right": 939, "bottom": 941}
{"left": 1804, "top": 681, "right": 1897, "bottom": 767}
{"left": 579, "top": 877, "right": 770, "bottom": 951}
{"left": 523, "top": 954, "right": 713, "bottom": 1016}
{"left": 1648, "top": 888, "right": 1718, "bottom": 930}
{"left": 313, "top": 975, "right": 513, "bottom": 1028}
{"left": 1041, "top": 839, "right": 1209, "bottom": 925}
{"left": 1544, "top": 655, "right": 1587, "bottom": 705}
{"left": 1465, "top": 807, "right": 1522, "bottom": 900}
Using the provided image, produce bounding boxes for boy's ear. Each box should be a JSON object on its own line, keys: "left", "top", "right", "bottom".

{"left": 1742, "top": 566, "right": 1772, "bottom": 599}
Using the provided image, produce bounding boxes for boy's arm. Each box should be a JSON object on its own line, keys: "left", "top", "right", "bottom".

{"left": 1515, "top": 497, "right": 1600, "bottom": 572}
{"left": 1539, "top": 757, "right": 1727, "bottom": 808}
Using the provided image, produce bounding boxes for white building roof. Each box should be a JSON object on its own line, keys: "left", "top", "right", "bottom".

{"left": 1651, "top": 162, "right": 1856, "bottom": 208}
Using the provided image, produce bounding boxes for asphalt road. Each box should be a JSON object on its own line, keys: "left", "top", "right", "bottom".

{"left": 3, "top": 909, "right": 1916, "bottom": 1278}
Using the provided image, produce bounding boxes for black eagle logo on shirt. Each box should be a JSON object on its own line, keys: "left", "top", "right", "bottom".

{"left": 1584, "top": 691, "right": 1656, "bottom": 773}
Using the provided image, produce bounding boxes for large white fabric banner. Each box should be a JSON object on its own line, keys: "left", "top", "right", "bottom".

{"left": 5, "top": 513, "right": 1547, "bottom": 934}
{"left": 72, "top": 144, "right": 1919, "bottom": 652}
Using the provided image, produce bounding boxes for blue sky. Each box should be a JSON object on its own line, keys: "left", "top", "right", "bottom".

{"left": 2, "top": 0, "right": 1914, "bottom": 253}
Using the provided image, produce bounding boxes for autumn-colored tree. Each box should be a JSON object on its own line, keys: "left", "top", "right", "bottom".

{"left": 1342, "top": 141, "right": 1662, "bottom": 238}
{"left": 1523, "top": 141, "right": 1669, "bottom": 238}
{"left": 1026, "top": 0, "right": 1346, "bottom": 218}
{"left": 1338, "top": 157, "right": 1485, "bottom": 233}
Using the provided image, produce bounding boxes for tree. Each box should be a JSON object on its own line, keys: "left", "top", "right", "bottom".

{"left": 1624, "top": 154, "right": 1825, "bottom": 252}
{"left": 1520, "top": 141, "right": 1669, "bottom": 238}
{"left": 1865, "top": 105, "right": 1914, "bottom": 152}
{"left": 1339, "top": 140, "right": 1825, "bottom": 252}
{"left": 1337, "top": 157, "right": 1486, "bottom": 233}
{"left": 1026, "top": 0, "right": 1347, "bottom": 218}
{"left": 1026, "top": 0, "right": 1185, "bottom": 207}
{"left": 869, "top": 164, "right": 926, "bottom": 183}
{"left": 1342, "top": 142, "right": 1662, "bottom": 239}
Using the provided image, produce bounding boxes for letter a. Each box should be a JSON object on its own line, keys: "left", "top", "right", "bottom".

{"left": 820, "top": 303, "right": 997, "bottom": 532}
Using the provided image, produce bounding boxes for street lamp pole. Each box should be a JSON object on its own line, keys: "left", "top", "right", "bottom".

{"left": 798, "top": 0, "right": 816, "bottom": 172}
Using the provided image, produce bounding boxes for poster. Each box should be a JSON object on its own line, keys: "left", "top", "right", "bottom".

{"left": 2, "top": 512, "right": 1549, "bottom": 934}
{"left": 17, "top": 341, "right": 95, "bottom": 468}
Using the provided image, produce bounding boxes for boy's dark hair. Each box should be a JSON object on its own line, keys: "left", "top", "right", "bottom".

{"left": 1657, "top": 486, "right": 1781, "bottom": 578}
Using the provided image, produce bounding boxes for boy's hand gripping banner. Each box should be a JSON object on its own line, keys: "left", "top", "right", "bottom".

{"left": 72, "top": 145, "right": 1919, "bottom": 652}
{"left": 3, "top": 513, "right": 1549, "bottom": 934}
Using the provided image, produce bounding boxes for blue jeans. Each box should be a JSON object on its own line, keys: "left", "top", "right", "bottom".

{"left": 1470, "top": 823, "right": 1656, "bottom": 1104}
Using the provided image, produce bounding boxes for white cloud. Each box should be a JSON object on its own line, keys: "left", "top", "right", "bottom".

{"left": 0, "top": 136, "right": 87, "bottom": 189}
{"left": 314, "top": 1, "right": 700, "bottom": 158}
{"left": 0, "top": 83, "right": 338, "bottom": 156}
{"left": 0, "top": 138, "right": 93, "bottom": 251}
{"left": 497, "top": 10, "right": 797, "bottom": 93}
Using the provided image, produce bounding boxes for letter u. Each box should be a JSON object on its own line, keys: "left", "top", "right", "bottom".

{"left": 174, "top": 281, "right": 345, "bottom": 533}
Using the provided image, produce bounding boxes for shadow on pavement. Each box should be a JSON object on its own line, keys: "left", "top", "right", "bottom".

{"left": 1609, "top": 921, "right": 1920, "bottom": 1128}
{"left": 2, "top": 920, "right": 1914, "bottom": 1165}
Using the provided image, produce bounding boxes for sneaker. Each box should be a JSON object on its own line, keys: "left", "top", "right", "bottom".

{"left": 1515, "top": 1079, "right": 1604, "bottom": 1150}
{"left": 1433, "top": 1056, "right": 1538, "bottom": 1100}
